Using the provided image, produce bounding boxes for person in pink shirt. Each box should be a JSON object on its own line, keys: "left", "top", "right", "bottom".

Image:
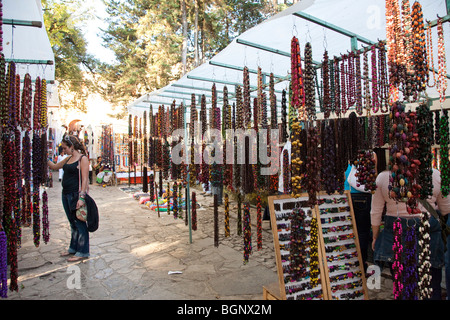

{"left": 371, "top": 168, "right": 450, "bottom": 299}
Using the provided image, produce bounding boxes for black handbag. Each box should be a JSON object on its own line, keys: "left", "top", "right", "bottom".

{"left": 78, "top": 155, "right": 99, "bottom": 232}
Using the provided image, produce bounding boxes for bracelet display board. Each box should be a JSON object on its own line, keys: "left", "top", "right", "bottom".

{"left": 268, "top": 191, "right": 369, "bottom": 300}
{"left": 268, "top": 194, "right": 328, "bottom": 300}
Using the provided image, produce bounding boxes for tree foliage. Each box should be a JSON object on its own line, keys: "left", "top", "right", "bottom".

{"left": 42, "top": 0, "right": 99, "bottom": 111}
{"left": 99, "top": 0, "right": 279, "bottom": 108}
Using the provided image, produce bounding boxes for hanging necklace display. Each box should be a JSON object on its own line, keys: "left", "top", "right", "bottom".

{"left": 243, "top": 202, "right": 252, "bottom": 264}
{"left": 283, "top": 148, "right": 291, "bottom": 194}
{"left": 403, "top": 220, "right": 417, "bottom": 300}
{"left": 243, "top": 67, "right": 251, "bottom": 128}
{"left": 411, "top": 1, "right": 428, "bottom": 96}
{"left": 355, "top": 149, "right": 377, "bottom": 193}
{"left": 418, "top": 210, "right": 432, "bottom": 299}
{"left": 304, "top": 42, "right": 315, "bottom": 120}
{"left": 22, "top": 130, "right": 31, "bottom": 226}
{"left": 309, "top": 216, "right": 319, "bottom": 288}
{"left": 417, "top": 103, "right": 433, "bottom": 199}
{"left": 378, "top": 42, "right": 389, "bottom": 113}
{"left": 371, "top": 46, "right": 379, "bottom": 113}
{"left": 437, "top": 17, "right": 447, "bottom": 104}
{"left": 224, "top": 193, "right": 230, "bottom": 237}
{"left": 354, "top": 50, "right": 363, "bottom": 115}
{"left": 214, "top": 194, "right": 219, "bottom": 247}
{"left": 305, "top": 125, "right": 320, "bottom": 207}
{"left": 200, "top": 94, "right": 209, "bottom": 191}
{"left": 363, "top": 50, "right": 371, "bottom": 115}
{"left": 281, "top": 89, "right": 288, "bottom": 142}
{"left": 439, "top": 110, "right": 449, "bottom": 197}
{"left": 0, "top": 230, "right": 7, "bottom": 298}
{"left": 237, "top": 193, "right": 242, "bottom": 236}
{"left": 291, "top": 36, "right": 306, "bottom": 120}
{"left": 289, "top": 207, "right": 307, "bottom": 281}
{"left": 322, "top": 51, "right": 332, "bottom": 118}
{"left": 42, "top": 191, "right": 49, "bottom": 244}
{"left": 392, "top": 217, "right": 403, "bottom": 300}
{"left": 256, "top": 195, "right": 262, "bottom": 250}
{"left": 426, "top": 25, "right": 436, "bottom": 88}
{"left": 321, "top": 120, "right": 337, "bottom": 195}
{"left": 173, "top": 182, "right": 178, "bottom": 219}
{"left": 340, "top": 56, "right": 347, "bottom": 115}
{"left": 191, "top": 191, "right": 197, "bottom": 231}
{"left": 290, "top": 119, "right": 303, "bottom": 198}
{"left": 388, "top": 101, "right": 408, "bottom": 201}
{"left": 234, "top": 86, "right": 242, "bottom": 192}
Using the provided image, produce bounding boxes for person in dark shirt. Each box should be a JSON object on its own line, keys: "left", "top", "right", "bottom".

{"left": 48, "top": 135, "right": 90, "bottom": 262}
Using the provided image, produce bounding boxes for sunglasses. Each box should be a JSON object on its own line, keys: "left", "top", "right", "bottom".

{"left": 64, "top": 135, "right": 73, "bottom": 146}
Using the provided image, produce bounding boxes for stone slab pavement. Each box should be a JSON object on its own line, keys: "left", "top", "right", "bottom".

{"left": 4, "top": 175, "right": 394, "bottom": 300}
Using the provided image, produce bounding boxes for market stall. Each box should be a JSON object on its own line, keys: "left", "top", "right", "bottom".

{"left": 0, "top": 0, "right": 55, "bottom": 297}
{"left": 126, "top": 0, "right": 449, "bottom": 300}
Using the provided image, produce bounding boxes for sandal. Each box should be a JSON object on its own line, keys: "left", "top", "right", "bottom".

{"left": 60, "top": 251, "right": 74, "bottom": 257}
{"left": 67, "top": 256, "right": 88, "bottom": 262}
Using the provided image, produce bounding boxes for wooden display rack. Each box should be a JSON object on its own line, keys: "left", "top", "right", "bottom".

{"left": 267, "top": 191, "right": 369, "bottom": 300}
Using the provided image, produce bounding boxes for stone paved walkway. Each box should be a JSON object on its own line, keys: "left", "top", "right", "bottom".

{"left": 4, "top": 175, "right": 396, "bottom": 300}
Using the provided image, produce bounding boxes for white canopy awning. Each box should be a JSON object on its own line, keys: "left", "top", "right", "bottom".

{"left": 126, "top": 0, "right": 450, "bottom": 118}
{"left": 3, "top": 0, "right": 55, "bottom": 89}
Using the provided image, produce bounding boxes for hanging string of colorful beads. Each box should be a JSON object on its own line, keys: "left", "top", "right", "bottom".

{"left": 291, "top": 36, "right": 306, "bottom": 121}
{"left": 403, "top": 221, "right": 417, "bottom": 300}
{"left": 0, "top": 230, "right": 7, "bottom": 298}
{"left": 42, "top": 191, "right": 50, "bottom": 244}
{"left": 191, "top": 191, "right": 197, "bottom": 231}
{"left": 256, "top": 195, "right": 262, "bottom": 251}
{"left": 439, "top": 110, "right": 449, "bottom": 197}
{"left": 224, "top": 193, "right": 230, "bottom": 237}
{"left": 436, "top": 17, "right": 447, "bottom": 103}
{"left": 392, "top": 218, "right": 403, "bottom": 300}
{"left": 243, "top": 202, "right": 252, "bottom": 264}
{"left": 416, "top": 102, "right": 433, "bottom": 199}
{"left": 418, "top": 210, "right": 432, "bottom": 299}
{"left": 309, "top": 216, "right": 319, "bottom": 288}
{"left": 289, "top": 207, "right": 308, "bottom": 281}
{"left": 173, "top": 182, "right": 178, "bottom": 219}
{"left": 214, "top": 194, "right": 219, "bottom": 248}
{"left": 290, "top": 119, "right": 303, "bottom": 198}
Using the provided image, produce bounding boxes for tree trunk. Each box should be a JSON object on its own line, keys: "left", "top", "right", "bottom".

{"left": 181, "top": 0, "right": 188, "bottom": 74}
{"left": 194, "top": 0, "right": 199, "bottom": 67}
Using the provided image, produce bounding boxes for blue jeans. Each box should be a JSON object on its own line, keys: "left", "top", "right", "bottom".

{"left": 61, "top": 192, "right": 89, "bottom": 257}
